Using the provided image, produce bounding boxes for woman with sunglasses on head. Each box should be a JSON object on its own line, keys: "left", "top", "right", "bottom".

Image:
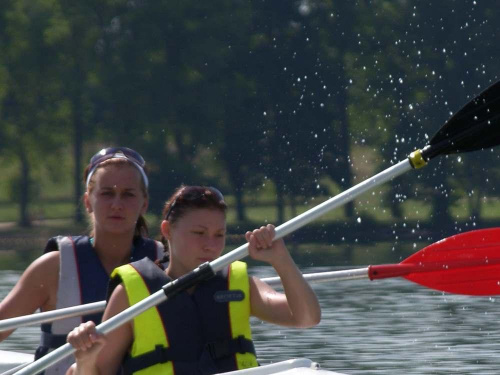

{"left": 66, "top": 185, "right": 321, "bottom": 375}
{"left": 0, "top": 147, "right": 164, "bottom": 374}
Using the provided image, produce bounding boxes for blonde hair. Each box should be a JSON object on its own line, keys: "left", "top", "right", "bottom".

{"left": 84, "top": 158, "right": 149, "bottom": 237}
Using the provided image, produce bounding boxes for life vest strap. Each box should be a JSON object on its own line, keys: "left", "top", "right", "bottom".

{"left": 205, "top": 335, "right": 256, "bottom": 360}
{"left": 122, "top": 336, "right": 256, "bottom": 374}
{"left": 122, "top": 344, "right": 195, "bottom": 374}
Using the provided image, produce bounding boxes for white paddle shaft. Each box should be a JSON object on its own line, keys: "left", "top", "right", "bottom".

{"left": 264, "top": 267, "right": 370, "bottom": 286}
{"left": 0, "top": 302, "right": 106, "bottom": 332}
{"left": 0, "top": 268, "right": 370, "bottom": 332}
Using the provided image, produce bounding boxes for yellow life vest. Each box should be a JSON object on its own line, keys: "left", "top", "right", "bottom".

{"left": 110, "top": 258, "right": 258, "bottom": 374}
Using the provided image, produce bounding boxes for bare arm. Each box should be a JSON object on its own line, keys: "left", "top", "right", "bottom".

{"left": 0, "top": 252, "right": 59, "bottom": 341}
{"left": 67, "top": 285, "right": 132, "bottom": 375}
{"left": 247, "top": 225, "right": 321, "bottom": 328}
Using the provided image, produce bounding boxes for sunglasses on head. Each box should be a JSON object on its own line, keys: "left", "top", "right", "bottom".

{"left": 90, "top": 147, "right": 145, "bottom": 168}
{"left": 86, "top": 147, "right": 148, "bottom": 188}
{"left": 165, "top": 186, "right": 225, "bottom": 220}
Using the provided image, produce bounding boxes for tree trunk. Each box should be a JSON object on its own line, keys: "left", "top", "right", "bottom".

{"left": 234, "top": 188, "right": 246, "bottom": 222}
{"left": 19, "top": 148, "right": 31, "bottom": 227}
{"left": 276, "top": 186, "right": 285, "bottom": 224}
{"left": 468, "top": 189, "right": 482, "bottom": 222}
{"left": 335, "top": 84, "right": 354, "bottom": 218}
{"left": 73, "top": 88, "right": 84, "bottom": 223}
{"left": 290, "top": 195, "right": 297, "bottom": 218}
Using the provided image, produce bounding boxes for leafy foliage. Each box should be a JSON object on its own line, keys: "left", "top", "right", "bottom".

{"left": 1, "top": 0, "right": 500, "bottom": 230}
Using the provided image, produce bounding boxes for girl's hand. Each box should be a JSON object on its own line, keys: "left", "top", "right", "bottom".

{"left": 67, "top": 321, "right": 106, "bottom": 364}
{"left": 246, "top": 224, "right": 289, "bottom": 266}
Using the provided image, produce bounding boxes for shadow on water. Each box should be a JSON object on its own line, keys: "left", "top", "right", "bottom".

{"left": 0, "top": 235, "right": 422, "bottom": 271}
{"left": 1, "top": 215, "right": 495, "bottom": 270}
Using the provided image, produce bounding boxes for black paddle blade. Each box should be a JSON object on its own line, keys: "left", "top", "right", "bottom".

{"left": 422, "top": 80, "right": 500, "bottom": 160}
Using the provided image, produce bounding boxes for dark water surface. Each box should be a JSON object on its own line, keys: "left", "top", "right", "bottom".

{"left": 1, "top": 267, "right": 499, "bottom": 374}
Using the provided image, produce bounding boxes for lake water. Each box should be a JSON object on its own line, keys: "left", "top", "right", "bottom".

{"left": 1, "top": 267, "right": 500, "bottom": 374}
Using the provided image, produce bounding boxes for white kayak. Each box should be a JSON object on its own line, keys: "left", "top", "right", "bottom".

{"left": 219, "top": 358, "right": 345, "bottom": 374}
{"left": 0, "top": 351, "right": 344, "bottom": 375}
{"left": 0, "top": 349, "right": 33, "bottom": 373}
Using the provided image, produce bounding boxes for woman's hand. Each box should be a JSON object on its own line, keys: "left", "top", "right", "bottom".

{"left": 245, "top": 224, "right": 289, "bottom": 267}
{"left": 65, "top": 285, "right": 132, "bottom": 375}
{"left": 67, "top": 321, "right": 106, "bottom": 365}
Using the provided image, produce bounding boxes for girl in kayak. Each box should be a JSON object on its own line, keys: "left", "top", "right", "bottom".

{"left": 66, "top": 185, "right": 321, "bottom": 374}
{"left": 0, "top": 147, "right": 163, "bottom": 374}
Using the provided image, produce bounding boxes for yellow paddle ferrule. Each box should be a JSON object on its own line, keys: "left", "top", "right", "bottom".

{"left": 408, "top": 149, "right": 427, "bottom": 169}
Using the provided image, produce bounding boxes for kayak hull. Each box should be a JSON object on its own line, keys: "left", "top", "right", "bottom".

{"left": 219, "top": 358, "right": 345, "bottom": 374}
{"left": 0, "top": 349, "right": 33, "bottom": 372}
{"left": 0, "top": 351, "right": 345, "bottom": 374}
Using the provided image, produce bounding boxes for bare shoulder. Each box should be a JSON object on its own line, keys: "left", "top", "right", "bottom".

{"left": 104, "top": 284, "right": 130, "bottom": 319}
{"left": 0, "top": 250, "right": 61, "bottom": 320}
{"left": 24, "top": 251, "right": 60, "bottom": 284}
{"left": 110, "top": 284, "right": 128, "bottom": 304}
{"left": 31, "top": 250, "right": 60, "bottom": 268}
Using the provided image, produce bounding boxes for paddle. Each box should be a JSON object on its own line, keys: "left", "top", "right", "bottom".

{"left": 3, "top": 225, "right": 499, "bottom": 332}
{"left": 15, "top": 80, "right": 500, "bottom": 375}
{"left": 268, "top": 227, "right": 500, "bottom": 296}
{"left": 5, "top": 225, "right": 500, "bottom": 333}
{"left": 0, "top": 302, "right": 106, "bottom": 332}
{"left": 269, "top": 227, "right": 500, "bottom": 296}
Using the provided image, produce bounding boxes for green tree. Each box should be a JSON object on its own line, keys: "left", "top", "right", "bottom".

{"left": 88, "top": 1, "right": 257, "bottom": 214}
{"left": 45, "top": 0, "right": 109, "bottom": 223}
{"left": 0, "top": 0, "right": 71, "bottom": 226}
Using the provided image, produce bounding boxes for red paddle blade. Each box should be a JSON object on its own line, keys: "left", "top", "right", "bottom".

{"left": 368, "top": 228, "right": 500, "bottom": 295}
{"left": 402, "top": 228, "right": 500, "bottom": 296}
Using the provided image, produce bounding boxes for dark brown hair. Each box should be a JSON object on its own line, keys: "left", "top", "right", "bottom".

{"left": 159, "top": 185, "right": 227, "bottom": 262}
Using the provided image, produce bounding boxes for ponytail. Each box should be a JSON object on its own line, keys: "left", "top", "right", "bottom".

{"left": 135, "top": 215, "right": 149, "bottom": 237}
